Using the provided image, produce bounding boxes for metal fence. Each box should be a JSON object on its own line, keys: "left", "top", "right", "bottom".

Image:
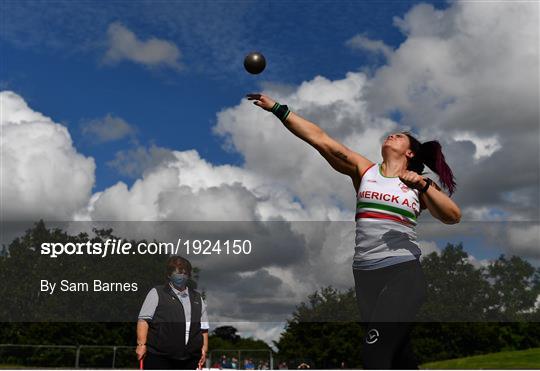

{"left": 0, "top": 344, "right": 136, "bottom": 369}
{"left": 0, "top": 344, "right": 275, "bottom": 369}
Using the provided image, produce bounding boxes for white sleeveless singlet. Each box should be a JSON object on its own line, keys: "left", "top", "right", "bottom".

{"left": 354, "top": 163, "right": 422, "bottom": 264}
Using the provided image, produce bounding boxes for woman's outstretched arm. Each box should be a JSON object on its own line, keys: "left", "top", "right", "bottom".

{"left": 246, "top": 93, "right": 373, "bottom": 182}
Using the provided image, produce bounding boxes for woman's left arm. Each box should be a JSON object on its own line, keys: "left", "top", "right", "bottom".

{"left": 399, "top": 171, "right": 461, "bottom": 224}
{"left": 418, "top": 179, "right": 461, "bottom": 224}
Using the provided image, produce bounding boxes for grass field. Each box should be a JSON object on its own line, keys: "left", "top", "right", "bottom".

{"left": 2, "top": 348, "right": 540, "bottom": 369}
{"left": 421, "top": 347, "right": 540, "bottom": 369}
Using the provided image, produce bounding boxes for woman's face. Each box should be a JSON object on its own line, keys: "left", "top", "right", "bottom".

{"left": 170, "top": 266, "right": 190, "bottom": 278}
{"left": 382, "top": 132, "right": 414, "bottom": 158}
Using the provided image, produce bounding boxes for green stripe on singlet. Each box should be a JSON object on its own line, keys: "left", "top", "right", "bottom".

{"left": 356, "top": 201, "right": 417, "bottom": 221}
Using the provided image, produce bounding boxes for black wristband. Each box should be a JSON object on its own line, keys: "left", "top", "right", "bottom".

{"left": 273, "top": 104, "right": 290, "bottom": 121}
{"left": 419, "top": 178, "right": 432, "bottom": 193}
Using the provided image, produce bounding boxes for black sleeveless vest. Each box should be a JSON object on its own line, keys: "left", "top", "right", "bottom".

{"left": 146, "top": 285, "right": 203, "bottom": 360}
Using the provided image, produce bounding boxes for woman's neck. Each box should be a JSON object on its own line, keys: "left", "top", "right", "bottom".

{"left": 381, "top": 158, "right": 407, "bottom": 177}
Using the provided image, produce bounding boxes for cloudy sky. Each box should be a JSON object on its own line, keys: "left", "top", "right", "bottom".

{"left": 1, "top": 0, "right": 538, "bottom": 344}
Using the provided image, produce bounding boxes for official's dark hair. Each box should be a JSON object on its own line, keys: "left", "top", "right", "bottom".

{"left": 166, "top": 255, "right": 192, "bottom": 277}
{"left": 404, "top": 132, "right": 456, "bottom": 196}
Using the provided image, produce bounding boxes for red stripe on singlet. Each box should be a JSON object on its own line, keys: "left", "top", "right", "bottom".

{"left": 355, "top": 211, "right": 414, "bottom": 227}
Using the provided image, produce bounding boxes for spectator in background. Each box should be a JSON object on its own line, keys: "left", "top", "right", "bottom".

{"left": 220, "top": 354, "right": 230, "bottom": 369}
{"left": 244, "top": 358, "right": 255, "bottom": 370}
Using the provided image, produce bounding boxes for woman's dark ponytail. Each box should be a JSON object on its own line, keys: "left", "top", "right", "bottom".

{"left": 405, "top": 133, "right": 456, "bottom": 196}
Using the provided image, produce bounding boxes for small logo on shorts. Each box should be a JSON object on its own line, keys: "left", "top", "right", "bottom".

{"left": 365, "top": 328, "right": 379, "bottom": 344}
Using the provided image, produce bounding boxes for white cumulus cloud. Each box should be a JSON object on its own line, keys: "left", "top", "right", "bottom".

{"left": 0, "top": 91, "right": 95, "bottom": 220}
{"left": 103, "top": 22, "right": 182, "bottom": 70}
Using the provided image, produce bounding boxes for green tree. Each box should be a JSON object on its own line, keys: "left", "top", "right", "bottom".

{"left": 274, "top": 287, "right": 364, "bottom": 369}
{"left": 418, "top": 243, "right": 493, "bottom": 322}
{"left": 212, "top": 325, "right": 241, "bottom": 342}
{"left": 486, "top": 254, "right": 540, "bottom": 321}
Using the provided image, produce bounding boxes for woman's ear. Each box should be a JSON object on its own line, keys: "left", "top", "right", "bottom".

{"left": 406, "top": 149, "right": 415, "bottom": 160}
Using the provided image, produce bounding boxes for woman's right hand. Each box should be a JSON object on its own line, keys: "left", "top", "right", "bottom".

{"left": 245, "top": 93, "right": 276, "bottom": 112}
{"left": 136, "top": 344, "right": 146, "bottom": 360}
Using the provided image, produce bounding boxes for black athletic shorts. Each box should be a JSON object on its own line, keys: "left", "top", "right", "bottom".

{"left": 353, "top": 258, "right": 427, "bottom": 369}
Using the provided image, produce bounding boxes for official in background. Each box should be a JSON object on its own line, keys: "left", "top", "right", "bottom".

{"left": 136, "top": 256, "right": 209, "bottom": 369}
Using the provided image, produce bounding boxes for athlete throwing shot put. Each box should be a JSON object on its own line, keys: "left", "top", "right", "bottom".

{"left": 246, "top": 93, "right": 461, "bottom": 369}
